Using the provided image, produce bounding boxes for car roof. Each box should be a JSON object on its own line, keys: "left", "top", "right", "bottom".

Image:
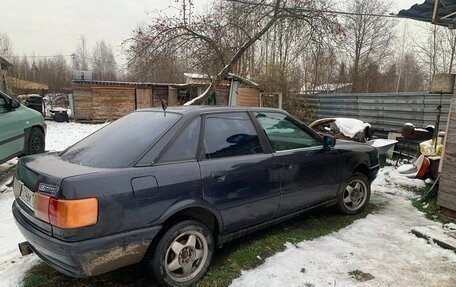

{"left": 136, "top": 105, "right": 286, "bottom": 116}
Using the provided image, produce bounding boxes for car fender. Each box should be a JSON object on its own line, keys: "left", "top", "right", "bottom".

{"left": 334, "top": 147, "right": 371, "bottom": 196}
{"left": 158, "top": 198, "right": 224, "bottom": 235}
{"left": 22, "top": 125, "right": 45, "bottom": 155}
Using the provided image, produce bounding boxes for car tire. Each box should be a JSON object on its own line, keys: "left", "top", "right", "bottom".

{"left": 27, "top": 128, "right": 45, "bottom": 155}
{"left": 53, "top": 111, "right": 69, "bottom": 123}
{"left": 150, "top": 220, "right": 214, "bottom": 287}
{"left": 337, "top": 172, "right": 370, "bottom": 215}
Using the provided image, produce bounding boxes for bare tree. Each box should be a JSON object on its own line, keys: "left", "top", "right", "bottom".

{"left": 125, "top": 0, "right": 339, "bottom": 104}
{"left": 444, "top": 29, "right": 456, "bottom": 73}
{"left": 18, "top": 55, "right": 31, "bottom": 80}
{"left": 413, "top": 23, "right": 455, "bottom": 86}
{"left": 46, "top": 54, "right": 72, "bottom": 92}
{"left": 8, "top": 54, "right": 72, "bottom": 93}
{"left": 397, "top": 52, "right": 425, "bottom": 92}
{"left": 74, "top": 36, "right": 91, "bottom": 71}
{"left": 92, "top": 40, "right": 117, "bottom": 80}
{"left": 0, "top": 32, "right": 13, "bottom": 60}
{"left": 341, "top": 0, "right": 396, "bottom": 92}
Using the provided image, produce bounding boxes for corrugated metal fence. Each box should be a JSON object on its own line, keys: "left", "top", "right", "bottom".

{"left": 303, "top": 92, "right": 452, "bottom": 133}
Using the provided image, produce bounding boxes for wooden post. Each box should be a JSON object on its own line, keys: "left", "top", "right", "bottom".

{"left": 168, "top": 87, "right": 178, "bottom": 106}
{"left": 437, "top": 78, "right": 456, "bottom": 217}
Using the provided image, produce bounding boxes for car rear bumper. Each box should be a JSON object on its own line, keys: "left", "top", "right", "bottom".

{"left": 12, "top": 200, "right": 161, "bottom": 277}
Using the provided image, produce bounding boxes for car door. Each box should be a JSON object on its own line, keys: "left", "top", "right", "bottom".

{"left": 136, "top": 116, "right": 203, "bottom": 225}
{"left": 0, "top": 93, "right": 24, "bottom": 162}
{"left": 199, "top": 112, "right": 281, "bottom": 233}
{"left": 254, "top": 111, "right": 341, "bottom": 215}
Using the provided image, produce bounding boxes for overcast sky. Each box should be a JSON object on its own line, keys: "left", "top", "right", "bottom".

{"left": 1, "top": 0, "right": 424, "bottom": 67}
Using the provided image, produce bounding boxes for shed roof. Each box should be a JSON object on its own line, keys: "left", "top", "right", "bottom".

{"left": 398, "top": 0, "right": 456, "bottom": 28}
{"left": 72, "top": 80, "right": 191, "bottom": 88}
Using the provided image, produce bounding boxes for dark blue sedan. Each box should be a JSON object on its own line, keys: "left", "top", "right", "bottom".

{"left": 12, "top": 106, "right": 379, "bottom": 287}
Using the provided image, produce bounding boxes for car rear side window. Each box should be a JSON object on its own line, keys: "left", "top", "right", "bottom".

{"left": 203, "top": 112, "right": 263, "bottom": 159}
{"left": 255, "top": 112, "right": 321, "bottom": 151}
{"left": 160, "top": 117, "right": 201, "bottom": 162}
{"left": 60, "top": 111, "right": 181, "bottom": 168}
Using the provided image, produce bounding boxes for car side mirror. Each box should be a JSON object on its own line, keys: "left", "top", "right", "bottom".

{"left": 10, "top": 99, "right": 20, "bottom": 110}
{"left": 323, "top": 136, "right": 336, "bottom": 150}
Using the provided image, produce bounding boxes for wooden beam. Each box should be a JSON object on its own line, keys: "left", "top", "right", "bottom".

{"left": 432, "top": 0, "right": 439, "bottom": 24}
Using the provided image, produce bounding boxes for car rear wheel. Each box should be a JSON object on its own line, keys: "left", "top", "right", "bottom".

{"left": 150, "top": 220, "right": 214, "bottom": 287}
{"left": 337, "top": 172, "right": 370, "bottom": 214}
{"left": 27, "top": 128, "right": 45, "bottom": 155}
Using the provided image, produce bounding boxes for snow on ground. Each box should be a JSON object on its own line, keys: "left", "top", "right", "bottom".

{"left": 0, "top": 121, "right": 106, "bottom": 287}
{"left": 44, "top": 120, "right": 108, "bottom": 152}
{"left": 230, "top": 166, "right": 456, "bottom": 287}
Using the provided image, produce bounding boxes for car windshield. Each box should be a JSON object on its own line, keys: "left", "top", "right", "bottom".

{"left": 60, "top": 111, "right": 181, "bottom": 168}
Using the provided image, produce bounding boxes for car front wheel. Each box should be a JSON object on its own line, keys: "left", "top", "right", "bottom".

{"left": 150, "top": 220, "right": 214, "bottom": 287}
{"left": 337, "top": 172, "right": 370, "bottom": 214}
{"left": 27, "top": 127, "right": 45, "bottom": 155}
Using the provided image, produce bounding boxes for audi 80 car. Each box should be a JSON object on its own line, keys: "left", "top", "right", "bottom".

{"left": 12, "top": 106, "right": 379, "bottom": 287}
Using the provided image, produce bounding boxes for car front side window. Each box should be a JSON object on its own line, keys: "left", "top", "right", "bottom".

{"left": 0, "top": 95, "right": 8, "bottom": 114}
{"left": 203, "top": 112, "right": 263, "bottom": 159}
{"left": 255, "top": 112, "right": 321, "bottom": 152}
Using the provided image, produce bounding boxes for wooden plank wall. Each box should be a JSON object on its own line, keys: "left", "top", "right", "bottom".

{"left": 438, "top": 95, "right": 456, "bottom": 215}
{"left": 152, "top": 86, "right": 169, "bottom": 107}
{"left": 74, "top": 85, "right": 136, "bottom": 121}
{"left": 237, "top": 87, "right": 260, "bottom": 107}
{"left": 73, "top": 87, "right": 93, "bottom": 120}
{"left": 0, "top": 70, "right": 6, "bottom": 92}
{"left": 136, "top": 88, "right": 152, "bottom": 109}
{"left": 92, "top": 86, "right": 135, "bottom": 121}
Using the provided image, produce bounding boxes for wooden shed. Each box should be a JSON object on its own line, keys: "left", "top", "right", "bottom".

{"left": 71, "top": 80, "right": 200, "bottom": 122}
{"left": 397, "top": 1, "right": 456, "bottom": 218}
{"left": 183, "top": 73, "right": 261, "bottom": 106}
{"left": 439, "top": 94, "right": 456, "bottom": 217}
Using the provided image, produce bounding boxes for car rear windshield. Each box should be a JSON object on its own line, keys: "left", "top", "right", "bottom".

{"left": 60, "top": 111, "right": 181, "bottom": 168}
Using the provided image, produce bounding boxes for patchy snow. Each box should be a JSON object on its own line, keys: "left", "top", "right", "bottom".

{"left": 334, "top": 118, "right": 370, "bottom": 138}
{"left": 0, "top": 121, "right": 106, "bottom": 287}
{"left": 45, "top": 120, "right": 108, "bottom": 152}
{"left": 231, "top": 166, "right": 454, "bottom": 287}
{"left": 0, "top": 190, "right": 40, "bottom": 286}
{"left": 0, "top": 256, "right": 40, "bottom": 287}
{"left": 372, "top": 165, "right": 425, "bottom": 199}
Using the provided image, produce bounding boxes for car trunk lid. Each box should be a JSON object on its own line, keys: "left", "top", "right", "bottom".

{"left": 14, "top": 153, "right": 104, "bottom": 234}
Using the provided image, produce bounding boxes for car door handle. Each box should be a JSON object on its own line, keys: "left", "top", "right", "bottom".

{"left": 283, "top": 163, "right": 293, "bottom": 170}
{"left": 211, "top": 170, "right": 226, "bottom": 182}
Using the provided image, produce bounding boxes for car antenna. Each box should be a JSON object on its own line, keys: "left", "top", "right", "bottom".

{"left": 156, "top": 95, "right": 167, "bottom": 116}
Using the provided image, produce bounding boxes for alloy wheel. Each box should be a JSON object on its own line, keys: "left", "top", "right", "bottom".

{"left": 342, "top": 179, "right": 368, "bottom": 211}
{"left": 164, "top": 230, "right": 208, "bottom": 283}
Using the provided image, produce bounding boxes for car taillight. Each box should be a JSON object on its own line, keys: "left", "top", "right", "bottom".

{"left": 34, "top": 193, "right": 50, "bottom": 222}
{"left": 34, "top": 194, "right": 98, "bottom": 229}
